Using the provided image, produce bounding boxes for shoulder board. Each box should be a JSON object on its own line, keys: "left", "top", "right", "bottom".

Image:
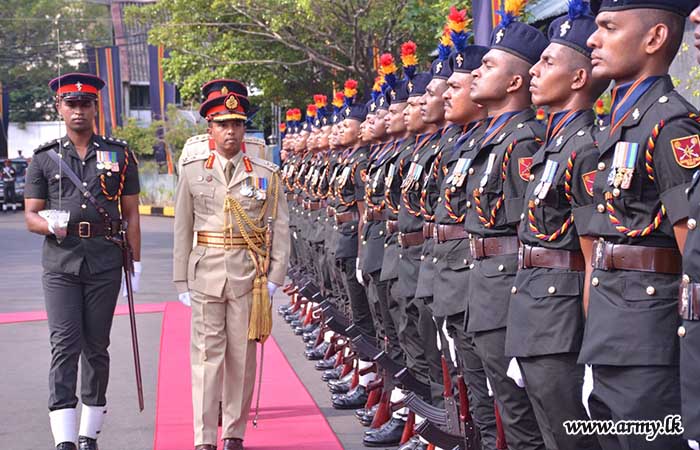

{"left": 103, "top": 136, "right": 129, "bottom": 148}
{"left": 248, "top": 155, "right": 280, "bottom": 172}
{"left": 181, "top": 151, "right": 210, "bottom": 166}
{"left": 180, "top": 136, "right": 212, "bottom": 165}
{"left": 185, "top": 134, "right": 209, "bottom": 145}
{"left": 34, "top": 139, "right": 60, "bottom": 154}
{"left": 244, "top": 136, "right": 265, "bottom": 146}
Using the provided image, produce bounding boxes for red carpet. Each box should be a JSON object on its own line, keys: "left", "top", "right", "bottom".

{"left": 153, "top": 302, "right": 343, "bottom": 450}
{"left": 0, "top": 302, "right": 166, "bottom": 325}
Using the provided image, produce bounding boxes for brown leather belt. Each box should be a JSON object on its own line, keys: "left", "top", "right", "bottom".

{"left": 386, "top": 220, "right": 399, "bottom": 235}
{"left": 335, "top": 210, "right": 359, "bottom": 225}
{"left": 469, "top": 235, "right": 520, "bottom": 260}
{"left": 308, "top": 201, "right": 322, "bottom": 211}
{"left": 295, "top": 195, "right": 303, "bottom": 205}
{"left": 321, "top": 199, "right": 328, "bottom": 208}
{"left": 398, "top": 231, "right": 425, "bottom": 248}
{"left": 679, "top": 279, "right": 700, "bottom": 321}
{"left": 327, "top": 206, "right": 336, "bottom": 217}
{"left": 197, "top": 231, "right": 264, "bottom": 249}
{"left": 518, "top": 244, "right": 585, "bottom": 271}
{"left": 286, "top": 192, "right": 295, "bottom": 201}
{"left": 67, "top": 221, "right": 122, "bottom": 238}
{"left": 365, "top": 209, "right": 387, "bottom": 222}
{"left": 592, "top": 239, "right": 682, "bottom": 274}
{"left": 422, "top": 222, "right": 435, "bottom": 240}
{"left": 434, "top": 223, "right": 469, "bottom": 243}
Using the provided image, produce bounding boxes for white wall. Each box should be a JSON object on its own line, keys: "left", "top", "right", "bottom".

{"left": 7, "top": 121, "right": 66, "bottom": 159}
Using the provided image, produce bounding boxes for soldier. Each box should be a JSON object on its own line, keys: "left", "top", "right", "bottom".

{"left": 2, "top": 159, "right": 17, "bottom": 211}
{"left": 463, "top": 4, "right": 548, "bottom": 449}
{"left": 24, "top": 73, "right": 141, "bottom": 450}
{"left": 577, "top": 1, "right": 699, "bottom": 449}
{"left": 505, "top": 2, "right": 607, "bottom": 449}
{"left": 683, "top": 6, "right": 700, "bottom": 450}
{"left": 173, "top": 79, "right": 290, "bottom": 450}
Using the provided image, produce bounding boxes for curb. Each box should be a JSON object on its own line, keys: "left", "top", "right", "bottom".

{"left": 139, "top": 205, "right": 175, "bottom": 217}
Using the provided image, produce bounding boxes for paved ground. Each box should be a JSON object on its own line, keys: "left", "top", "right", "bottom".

{"left": 0, "top": 212, "right": 379, "bottom": 450}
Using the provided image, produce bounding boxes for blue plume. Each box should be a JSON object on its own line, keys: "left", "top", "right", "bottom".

{"left": 568, "top": 0, "right": 589, "bottom": 20}
{"left": 496, "top": 8, "right": 517, "bottom": 29}
{"left": 403, "top": 65, "right": 417, "bottom": 81}
{"left": 451, "top": 30, "right": 468, "bottom": 53}
{"left": 437, "top": 42, "right": 451, "bottom": 61}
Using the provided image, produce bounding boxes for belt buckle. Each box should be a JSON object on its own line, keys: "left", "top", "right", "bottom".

{"left": 78, "top": 221, "right": 91, "bottom": 238}
{"left": 469, "top": 236, "right": 477, "bottom": 260}
{"left": 593, "top": 238, "right": 605, "bottom": 270}
{"left": 433, "top": 225, "right": 438, "bottom": 241}
{"left": 680, "top": 279, "right": 691, "bottom": 320}
{"left": 398, "top": 233, "right": 405, "bottom": 248}
{"left": 518, "top": 245, "right": 525, "bottom": 269}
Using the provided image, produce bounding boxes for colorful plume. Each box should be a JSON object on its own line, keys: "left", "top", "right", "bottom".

{"left": 448, "top": 6, "right": 470, "bottom": 52}
{"left": 314, "top": 94, "right": 328, "bottom": 109}
{"left": 595, "top": 99, "right": 605, "bottom": 116}
{"left": 292, "top": 108, "right": 302, "bottom": 122}
{"left": 286, "top": 109, "right": 294, "bottom": 121}
{"left": 306, "top": 104, "right": 317, "bottom": 118}
{"left": 401, "top": 41, "right": 419, "bottom": 80}
{"left": 380, "top": 53, "right": 398, "bottom": 89}
{"left": 536, "top": 107, "right": 546, "bottom": 121}
{"left": 344, "top": 79, "right": 358, "bottom": 101}
{"left": 438, "top": 25, "right": 453, "bottom": 60}
{"left": 567, "top": 0, "right": 588, "bottom": 20}
{"left": 280, "top": 122, "right": 287, "bottom": 133}
{"left": 332, "top": 91, "right": 345, "bottom": 110}
{"left": 497, "top": 0, "right": 527, "bottom": 28}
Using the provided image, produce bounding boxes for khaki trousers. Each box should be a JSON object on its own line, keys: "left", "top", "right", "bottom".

{"left": 190, "top": 283, "right": 257, "bottom": 446}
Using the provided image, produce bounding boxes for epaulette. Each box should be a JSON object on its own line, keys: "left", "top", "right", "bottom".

{"left": 243, "top": 136, "right": 265, "bottom": 146}
{"left": 103, "top": 135, "right": 129, "bottom": 148}
{"left": 34, "top": 139, "right": 60, "bottom": 154}
{"left": 181, "top": 150, "right": 210, "bottom": 166}
{"left": 185, "top": 134, "right": 209, "bottom": 146}
{"left": 249, "top": 155, "right": 280, "bottom": 172}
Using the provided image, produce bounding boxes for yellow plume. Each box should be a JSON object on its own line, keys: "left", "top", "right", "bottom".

{"left": 505, "top": 0, "right": 527, "bottom": 16}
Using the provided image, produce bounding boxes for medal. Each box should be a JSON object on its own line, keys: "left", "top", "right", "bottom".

{"left": 536, "top": 159, "right": 558, "bottom": 200}
{"left": 240, "top": 178, "right": 254, "bottom": 197}
{"left": 480, "top": 154, "right": 496, "bottom": 189}
{"left": 385, "top": 163, "right": 396, "bottom": 187}
{"left": 612, "top": 142, "right": 638, "bottom": 190}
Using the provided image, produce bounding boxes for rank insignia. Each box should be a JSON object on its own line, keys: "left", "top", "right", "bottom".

{"left": 243, "top": 155, "right": 253, "bottom": 172}
{"left": 518, "top": 157, "right": 533, "bottom": 181}
{"left": 220, "top": 86, "right": 229, "bottom": 95}
{"left": 205, "top": 153, "right": 215, "bottom": 169}
{"left": 582, "top": 170, "right": 597, "bottom": 197}
{"left": 671, "top": 135, "right": 700, "bottom": 169}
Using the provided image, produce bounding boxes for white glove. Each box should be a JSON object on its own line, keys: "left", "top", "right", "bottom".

{"left": 689, "top": 441, "right": 699, "bottom": 450}
{"left": 267, "top": 281, "right": 279, "bottom": 299}
{"left": 507, "top": 357, "right": 526, "bottom": 388}
{"left": 178, "top": 292, "right": 192, "bottom": 307}
{"left": 47, "top": 220, "right": 67, "bottom": 239}
{"left": 356, "top": 258, "right": 364, "bottom": 286}
{"left": 121, "top": 261, "right": 142, "bottom": 297}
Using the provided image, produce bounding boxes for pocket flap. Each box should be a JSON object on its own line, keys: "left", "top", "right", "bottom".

{"left": 529, "top": 272, "right": 581, "bottom": 298}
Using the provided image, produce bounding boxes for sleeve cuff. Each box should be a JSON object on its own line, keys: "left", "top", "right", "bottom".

{"left": 661, "top": 183, "right": 691, "bottom": 225}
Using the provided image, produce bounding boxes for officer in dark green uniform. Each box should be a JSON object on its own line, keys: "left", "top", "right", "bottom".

{"left": 463, "top": 7, "right": 548, "bottom": 449}
{"left": 579, "top": 2, "right": 699, "bottom": 449}
{"left": 24, "top": 73, "right": 141, "bottom": 450}
{"left": 506, "top": 3, "right": 607, "bottom": 449}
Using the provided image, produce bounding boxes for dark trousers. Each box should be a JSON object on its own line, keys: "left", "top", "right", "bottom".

{"left": 589, "top": 365, "right": 687, "bottom": 450}
{"left": 369, "top": 272, "right": 403, "bottom": 364}
{"left": 339, "top": 257, "right": 375, "bottom": 338}
{"left": 519, "top": 354, "right": 601, "bottom": 450}
{"left": 472, "top": 328, "right": 545, "bottom": 450}
{"left": 446, "top": 313, "right": 498, "bottom": 450}
{"left": 3, "top": 182, "right": 15, "bottom": 204}
{"left": 386, "top": 279, "right": 407, "bottom": 366}
{"left": 43, "top": 263, "right": 121, "bottom": 410}
{"left": 403, "top": 296, "right": 442, "bottom": 395}
{"left": 365, "top": 273, "right": 386, "bottom": 341}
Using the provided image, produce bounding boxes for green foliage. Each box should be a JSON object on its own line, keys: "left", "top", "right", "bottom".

{"left": 0, "top": 0, "right": 112, "bottom": 123}
{"left": 112, "top": 117, "right": 159, "bottom": 159}
{"left": 126, "top": 0, "right": 462, "bottom": 108}
{"left": 161, "top": 104, "right": 207, "bottom": 163}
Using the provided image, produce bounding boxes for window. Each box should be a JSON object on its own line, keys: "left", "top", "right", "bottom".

{"left": 129, "top": 85, "right": 150, "bottom": 110}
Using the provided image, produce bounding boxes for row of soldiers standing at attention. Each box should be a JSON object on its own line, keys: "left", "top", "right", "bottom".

{"left": 278, "top": 1, "right": 700, "bottom": 450}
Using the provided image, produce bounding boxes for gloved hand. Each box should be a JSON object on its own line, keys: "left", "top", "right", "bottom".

{"left": 267, "top": 281, "right": 279, "bottom": 299}
{"left": 178, "top": 292, "right": 192, "bottom": 307}
{"left": 47, "top": 220, "right": 67, "bottom": 239}
{"left": 122, "top": 261, "right": 142, "bottom": 297}
{"left": 356, "top": 258, "right": 364, "bottom": 286}
{"left": 689, "top": 441, "right": 699, "bottom": 450}
{"left": 506, "top": 357, "right": 525, "bottom": 388}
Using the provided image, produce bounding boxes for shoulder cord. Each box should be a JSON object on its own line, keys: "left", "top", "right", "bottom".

{"left": 401, "top": 134, "right": 439, "bottom": 217}
{"left": 420, "top": 151, "right": 442, "bottom": 221}
{"left": 605, "top": 113, "right": 700, "bottom": 237}
{"left": 527, "top": 151, "right": 577, "bottom": 241}
{"left": 100, "top": 147, "right": 130, "bottom": 201}
{"left": 472, "top": 139, "right": 518, "bottom": 228}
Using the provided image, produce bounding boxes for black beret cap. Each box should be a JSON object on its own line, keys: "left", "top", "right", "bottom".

{"left": 345, "top": 103, "right": 368, "bottom": 122}
{"left": 591, "top": 0, "right": 695, "bottom": 16}
{"left": 431, "top": 57, "right": 454, "bottom": 80}
{"left": 549, "top": 1, "right": 597, "bottom": 58}
{"left": 449, "top": 45, "right": 490, "bottom": 73}
{"left": 491, "top": 21, "right": 549, "bottom": 65}
{"left": 407, "top": 72, "right": 432, "bottom": 97}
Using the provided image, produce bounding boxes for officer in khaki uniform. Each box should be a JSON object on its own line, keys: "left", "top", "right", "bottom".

{"left": 173, "top": 79, "right": 289, "bottom": 450}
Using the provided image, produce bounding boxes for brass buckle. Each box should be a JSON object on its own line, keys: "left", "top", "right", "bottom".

{"left": 78, "top": 222, "right": 91, "bottom": 238}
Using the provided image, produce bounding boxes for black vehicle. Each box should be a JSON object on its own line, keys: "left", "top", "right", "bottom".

{"left": 0, "top": 158, "right": 29, "bottom": 209}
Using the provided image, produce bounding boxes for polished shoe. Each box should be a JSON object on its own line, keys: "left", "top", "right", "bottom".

{"left": 290, "top": 319, "right": 303, "bottom": 328}
{"left": 56, "top": 443, "right": 77, "bottom": 450}
{"left": 363, "top": 417, "right": 405, "bottom": 446}
{"left": 332, "top": 385, "right": 368, "bottom": 409}
{"left": 302, "top": 329, "right": 320, "bottom": 342}
{"left": 222, "top": 437, "right": 244, "bottom": 450}
{"left": 355, "top": 403, "right": 378, "bottom": 420}
{"left": 304, "top": 342, "right": 329, "bottom": 360}
{"left": 78, "top": 436, "right": 98, "bottom": 450}
{"left": 359, "top": 409, "right": 375, "bottom": 427}
{"left": 194, "top": 445, "right": 216, "bottom": 450}
{"left": 293, "top": 326, "right": 305, "bottom": 335}
{"left": 284, "top": 311, "right": 300, "bottom": 323}
{"left": 398, "top": 435, "right": 427, "bottom": 450}
{"left": 321, "top": 366, "right": 343, "bottom": 381}
{"left": 314, "top": 355, "right": 337, "bottom": 370}
{"left": 328, "top": 379, "right": 351, "bottom": 394}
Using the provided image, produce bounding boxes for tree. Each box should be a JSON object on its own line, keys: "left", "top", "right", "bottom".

{"left": 0, "top": 0, "right": 112, "bottom": 122}
{"left": 126, "top": 0, "right": 460, "bottom": 108}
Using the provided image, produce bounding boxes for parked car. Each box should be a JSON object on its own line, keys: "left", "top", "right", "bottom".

{"left": 0, "top": 158, "right": 29, "bottom": 209}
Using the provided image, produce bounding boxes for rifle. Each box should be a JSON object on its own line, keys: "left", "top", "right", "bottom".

{"left": 415, "top": 420, "right": 464, "bottom": 449}
{"left": 395, "top": 367, "right": 432, "bottom": 400}
{"left": 116, "top": 223, "right": 145, "bottom": 412}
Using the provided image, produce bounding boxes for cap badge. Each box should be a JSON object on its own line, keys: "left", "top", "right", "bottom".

{"left": 379, "top": 97, "right": 385, "bottom": 106}
{"left": 225, "top": 93, "right": 239, "bottom": 111}
{"left": 346, "top": 107, "right": 351, "bottom": 115}
{"left": 495, "top": 29, "right": 505, "bottom": 44}
{"left": 76, "top": 82, "right": 83, "bottom": 91}
{"left": 456, "top": 54, "right": 464, "bottom": 68}
{"left": 391, "top": 90, "right": 396, "bottom": 100}
{"left": 221, "top": 86, "right": 229, "bottom": 95}
{"left": 407, "top": 81, "right": 414, "bottom": 93}
{"left": 560, "top": 21, "right": 571, "bottom": 37}
{"left": 435, "top": 61, "right": 443, "bottom": 73}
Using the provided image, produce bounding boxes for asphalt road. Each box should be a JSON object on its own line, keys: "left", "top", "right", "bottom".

{"left": 0, "top": 211, "right": 378, "bottom": 450}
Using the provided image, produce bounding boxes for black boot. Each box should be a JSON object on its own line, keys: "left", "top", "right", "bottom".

{"left": 327, "top": 378, "right": 351, "bottom": 394}
{"left": 332, "top": 385, "right": 368, "bottom": 409}
{"left": 56, "top": 444, "right": 77, "bottom": 450}
{"left": 314, "top": 355, "right": 337, "bottom": 370}
{"left": 78, "top": 436, "right": 98, "bottom": 450}
{"left": 362, "top": 417, "right": 405, "bottom": 447}
{"left": 397, "top": 435, "right": 426, "bottom": 450}
{"left": 321, "top": 366, "right": 343, "bottom": 381}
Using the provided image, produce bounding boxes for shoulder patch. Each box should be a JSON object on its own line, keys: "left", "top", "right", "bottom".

{"left": 582, "top": 170, "right": 596, "bottom": 197}
{"left": 518, "top": 157, "right": 533, "bottom": 181}
{"left": 104, "top": 136, "right": 128, "bottom": 147}
{"left": 671, "top": 135, "right": 700, "bottom": 169}
{"left": 34, "top": 139, "right": 60, "bottom": 154}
